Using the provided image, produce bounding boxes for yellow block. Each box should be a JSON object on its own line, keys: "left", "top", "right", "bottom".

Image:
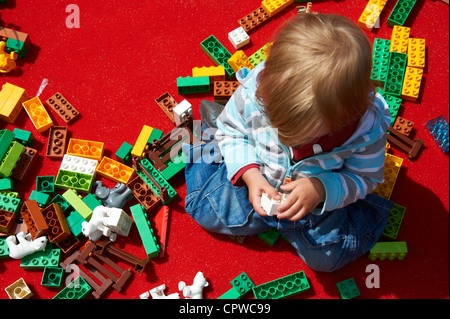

{"left": 131, "top": 125, "right": 153, "bottom": 159}
{"left": 390, "top": 25, "right": 410, "bottom": 53}
{"left": 192, "top": 66, "right": 225, "bottom": 83}
{"left": 401, "top": 67, "right": 423, "bottom": 102}
{"left": 373, "top": 153, "right": 403, "bottom": 200}
{"left": 228, "top": 51, "right": 254, "bottom": 73}
{"left": 0, "top": 82, "right": 29, "bottom": 124}
{"left": 261, "top": 0, "right": 294, "bottom": 17}
{"left": 407, "top": 38, "right": 426, "bottom": 69}
{"left": 357, "top": 0, "right": 387, "bottom": 31}
{"left": 22, "top": 97, "right": 54, "bottom": 133}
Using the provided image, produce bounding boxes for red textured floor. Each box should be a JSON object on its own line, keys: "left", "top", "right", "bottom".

{"left": 0, "top": 0, "right": 448, "bottom": 300}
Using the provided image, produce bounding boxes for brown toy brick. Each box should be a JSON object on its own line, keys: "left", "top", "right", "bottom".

{"left": 20, "top": 200, "right": 48, "bottom": 239}
{"left": 46, "top": 92, "right": 80, "bottom": 124}
{"left": 387, "top": 127, "right": 424, "bottom": 160}
{"left": 126, "top": 174, "right": 161, "bottom": 212}
{"left": 155, "top": 92, "right": 177, "bottom": 124}
{"left": 0, "top": 209, "right": 16, "bottom": 233}
{"left": 0, "top": 27, "right": 28, "bottom": 43}
{"left": 10, "top": 146, "right": 37, "bottom": 181}
{"left": 41, "top": 203, "right": 71, "bottom": 243}
{"left": 238, "top": 6, "right": 270, "bottom": 33}
{"left": 394, "top": 117, "right": 414, "bottom": 136}
{"left": 214, "top": 81, "right": 240, "bottom": 104}
{"left": 55, "top": 234, "right": 83, "bottom": 255}
{"left": 46, "top": 126, "right": 68, "bottom": 158}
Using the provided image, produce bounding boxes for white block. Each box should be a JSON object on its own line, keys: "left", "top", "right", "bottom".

{"left": 60, "top": 154, "right": 98, "bottom": 175}
{"left": 106, "top": 207, "right": 133, "bottom": 237}
{"left": 173, "top": 99, "right": 193, "bottom": 126}
{"left": 261, "top": 192, "right": 287, "bottom": 216}
{"left": 228, "top": 26, "right": 250, "bottom": 49}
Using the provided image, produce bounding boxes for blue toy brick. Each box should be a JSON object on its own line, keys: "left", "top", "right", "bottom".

{"left": 336, "top": 278, "right": 360, "bottom": 299}
{"left": 426, "top": 115, "right": 449, "bottom": 153}
{"left": 252, "top": 271, "right": 310, "bottom": 299}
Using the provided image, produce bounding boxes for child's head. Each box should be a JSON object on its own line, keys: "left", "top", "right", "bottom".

{"left": 255, "top": 13, "right": 374, "bottom": 147}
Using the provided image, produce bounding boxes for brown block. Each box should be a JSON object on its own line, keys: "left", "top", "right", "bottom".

{"left": 46, "top": 92, "right": 80, "bottom": 123}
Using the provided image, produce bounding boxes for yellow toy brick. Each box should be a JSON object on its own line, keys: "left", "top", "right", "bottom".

{"left": 192, "top": 66, "right": 225, "bottom": 83}
{"left": 390, "top": 25, "right": 410, "bottom": 53}
{"left": 5, "top": 278, "right": 33, "bottom": 299}
{"left": 357, "top": 0, "right": 387, "bottom": 31}
{"left": 261, "top": 0, "right": 294, "bottom": 17}
{"left": 400, "top": 67, "right": 423, "bottom": 102}
{"left": 67, "top": 138, "right": 104, "bottom": 161}
{"left": 131, "top": 125, "right": 153, "bottom": 159}
{"left": 228, "top": 51, "right": 254, "bottom": 73}
{"left": 96, "top": 156, "right": 135, "bottom": 184}
{"left": 407, "top": 38, "right": 425, "bottom": 69}
{"left": 22, "top": 97, "right": 54, "bottom": 133}
{"left": 0, "top": 82, "right": 29, "bottom": 124}
{"left": 373, "top": 153, "right": 403, "bottom": 200}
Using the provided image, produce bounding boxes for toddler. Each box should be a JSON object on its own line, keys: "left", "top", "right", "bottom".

{"left": 183, "top": 13, "right": 393, "bottom": 272}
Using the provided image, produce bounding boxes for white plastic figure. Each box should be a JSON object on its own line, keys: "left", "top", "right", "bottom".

{"left": 261, "top": 192, "right": 287, "bottom": 216}
{"left": 6, "top": 232, "right": 48, "bottom": 259}
{"left": 106, "top": 207, "right": 133, "bottom": 237}
{"left": 140, "top": 284, "right": 180, "bottom": 299}
{"left": 178, "top": 271, "right": 209, "bottom": 299}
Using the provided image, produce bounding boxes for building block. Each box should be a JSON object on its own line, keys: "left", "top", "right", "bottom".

{"left": 66, "top": 138, "right": 104, "bottom": 161}
{"left": 0, "top": 237, "right": 10, "bottom": 258}
{"left": 41, "top": 266, "right": 65, "bottom": 288}
{"left": 126, "top": 174, "right": 161, "bottom": 212}
{"left": 13, "top": 128, "right": 34, "bottom": 146}
{"left": 228, "top": 26, "right": 250, "bottom": 49}
{"left": 0, "top": 209, "right": 16, "bottom": 233}
{"left": 96, "top": 156, "right": 135, "bottom": 184}
{"left": 177, "top": 76, "right": 210, "bottom": 94}
{"left": 49, "top": 194, "right": 71, "bottom": 214}
{"left": 425, "top": 115, "right": 449, "bottom": 153}
{"left": 200, "top": 35, "right": 235, "bottom": 79}
{"left": 371, "top": 38, "right": 391, "bottom": 86}
{"left": 60, "top": 154, "right": 98, "bottom": 176}
{"left": 248, "top": 43, "right": 272, "bottom": 67}
{"left": 0, "top": 177, "right": 13, "bottom": 190}
{"left": 155, "top": 91, "right": 177, "bottom": 124}
{"left": 149, "top": 127, "right": 164, "bottom": 144}
{"left": 53, "top": 276, "right": 92, "bottom": 299}
{"left": 45, "top": 92, "right": 80, "bottom": 123}
{"left": 41, "top": 203, "right": 71, "bottom": 243}
{"left": 376, "top": 87, "right": 402, "bottom": 126}
{"left": 384, "top": 51, "right": 408, "bottom": 96}
{"left": 115, "top": 141, "right": 133, "bottom": 164}
{"left": 20, "top": 243, "right": 61, "bottom": 269}
{"left": 336, "top": 278, "right": 360, "bottom": 299}
{"left": 62, "top": 188, "right": 93, "bottom": 221}
{"left": 130, "top": 204, "right": 160, "bottom": 259}
{"left": 369, "top": 241, "right": 408, "bottom": 260}
{"left": 407, "top": 38, "right": 425, "bottom": 69}
{"left": 10, "top": 146, "right": 38, "bottom": 181}
{"left": 258, "top": 228, "right": 281, "bottom": 246}
{"left": 82, "top": 193, "right": 102, "bottom": 210}
{"left": 386, "top": 126, "right": 424, "bottom": 160}
{"left": 0, "top": 193, "right": 22, "bottom": 215}
{"left": 29, "top": 190, "right": 50, "bottom": 207}
{"left": 192, "top": 66, "right": 225, "bottom": 83}
{"left": 22, "top": 96, "right": 54, "bottom": 133}
{"left": 400, "top": 66, "right": 423, "bottom": 102}
{"left": 0, "top": 129, "right": 14, "bottom": 160}
{"left": 231, "top": 272, "right": 255, "bottom": 297}
{"left": 373, "top": 153, "right": 403, "bottom": 199}
{"left": 252, "top": 270, "right": 310, "bottom": 299}
{"left": 0, "top": 83, "right": 28, "bottom": 124}
{"left": 261, "top": 192, "right": 287, "bottom": 216}
{"left": 5, "top": 278, "right": 33, "bottom": 299}
{"left": 55, "top": 169, "right": 94, "bottom": 193}
{"left": 0, "top": 27, "right": 29, "bottom": 43}
{"left": 393, "top": 116, "right": 414, "bottom": 136}
{"left": 228, "top": 50, "right": 254, "bottom": 73}
{"left": 390, "top": 25, "right": 410, "bottom": 53}
{"left": 238, "top": 6, "right": 270, "bottom": 33}
{"left": 36, "top": 175, "right": 55, "bottom": 193}
{"left": 173, "top": 99, "right": 193, "bottom": 126}
{"left": 261, "top": 0, "right": 294, "bottom": 17}
{"left": 65, "top": 210, "right": 86, "bottom": 239}
{"left": 0, "top": 141, "right": 24, "bottom": 178}
{"left": 5, "top": 38, "right": 28, "bottom": 58}
{"left": 46, "top": 126, "right": 68, "bottom": 159}
{"left": 387, "top": 0, "right": 417, "bottom": 27}
{"left": 213, "top": 81, "right": 240, "bottom": 105}
{"left": 382, "top": 203, "right": 405, "bottom": 240}
{"left": 357, "top": 0, "right": 387, "bottom": 31}
{"left": 131, "top": 125, "right": 153, "bottom": 159}
{"left": 20, "top": 200, "right": 48, "bottom": 238}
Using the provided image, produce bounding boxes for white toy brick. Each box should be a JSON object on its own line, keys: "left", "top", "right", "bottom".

{"left": 60, "top": 154, "right": 98, "bottom": 176}
{"left": 228, "top": 26, "right": 250, "bottom": 49}
{"left": 261, "top": 192, "right": 287, "bottom": 216}
{"left": 106, "top": 207, "right": 133, "bottom": 237}
{"left": 173, "top": 99, "right": 193, "bottom": 126}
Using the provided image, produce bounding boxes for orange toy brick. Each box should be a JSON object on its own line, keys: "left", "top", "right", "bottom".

{"left": 373, "top": 153, "right": 403, "bottom": 200}
{"left": 390, "top": 25, "right": 410, "bottom": 53}
{"left": 67, "top": 138, "right": 104, "bottom": 161}
{"left": 407, "top": 38, "right": 425, "bottom": 69}
{"left": 213, "top": 81, "right": 240, "bottom": 105}
{"left": 0, "top": 82, "right": 29, "bottom": 124}
{"left": 401, "top": 66, "right": 423, "bottom": 102}
{"left": 357, "top": 0, "right": 387, "bottom": 31}
{"left": 22, "top": 97, "right": 54, "bottom": 133}
{"left": 394, "top": 117, "right": 414, "bottom": 136}
{"left": 227, "top": 50, "right": 253, "bottom": 73}
{"left": 96, "top": 156, "right": 135, "bottom": 184}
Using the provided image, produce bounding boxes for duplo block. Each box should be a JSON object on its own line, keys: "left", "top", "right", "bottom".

{"left": 41, "top": 266, "right": 65, "bottom": 288}
{"left": 387, "top": 0, "right": 417, "bottom": 27}
{"left": 228, "top": 50, "right": 253, "bottom": 73}
{"left": 62, "top": 188, "right": 93, "bottom": 221}
{"left": 357, "top": 0, "right": 387, "bottom": 31}
{"left": 130, "top": 204, "right": 160, "bottom": 259}
{"left": 46, "top": 126, "right": 68, "bottom": 159}
{"left": 426, "top": 115, "right": 449, "bottom": 153}
{"left": 36, "top": 175, "right": 55, "bottom": 193}
{"left": 55, "top": 169, "right": 94, "bottom": 193}
{"left": 0, "top": 83, "right": 28, "bottom": 124}
{"left": 0, "top": 141, "right": 25, "bottom": 178}
{"left": 373, "top": 153, "right": 403, "bottom": 200}
{"left": 131, "top": 125, "right": 153, "bottom": 159}
{"left": 407, "top": 38, "right": 425, "bottom": 69}
{"left": 13, "top": 128, "right": 34, "bottom": 146}
{"left": 5, "top": 278, "right": 33, "bottom": 299}
{"left": 66, "top": 138, "right": 104, "bottom": 161}
{"left": 228, "top": 26, "right": 250, "bottom": 49}
{"left": 22, "top": 97, "right": 54, "bottom": 133}
{"left": 261, "top": 0, "right": 294, "bottom": 17}
{"left": 5, "top": 38, "right": 28, "bottom": 58}
{"left": 238, "top": 6, "right": 270, "bottom": 34}
{"left": 400, "top": 66, "right": 423, "bottom": 102}
{"left": 336, "top": 278, "right": 360, "bottom": 299}
{"left": 45, "top": 92, "right": 80, "bottom": 124}
{"left": 382, "top": 203, "right": 405, "bottom": 240}
{"left": 390, "top": 25, "right": 410, "bottom": 53}
{"left": 369, "top": 241, "right": 407, "bottom": 260}
{"left": 96, "top": 156, "right": 134, "bottom": 184}
{"left": 20, "top": 243, "right": 61, "bottom": 269}
{"left": 371, "top": 38, "right": 391, "bottom": 86}
{"left": 201, "top": 35, "right": 235, "bottom": 79}
{"left": 252, "top": 271, "right": 310, "bottom": 299}
{"left": 376, "top": 87, "right": 402, "bottom": 126}
{"left": 53, "top": 276, "right": 92, "bottom": 299}
{"left": 0, "top": 129, "right": 14, "bottom": 160}
{"left": 177, "top": 76, "right": 210, "bottom": 94}
{"left": 116, "top": 141, "right": 133, "bottom": 164}
{"left": 384, "top": 51, "right": 408, "bottom": 96}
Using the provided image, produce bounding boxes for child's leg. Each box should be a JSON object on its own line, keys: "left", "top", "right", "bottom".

{"left": 183, "top": 142, "right": 277, "bottom": 236}
{"left": 280, "top": 193, "right": 392, "bottom": 272}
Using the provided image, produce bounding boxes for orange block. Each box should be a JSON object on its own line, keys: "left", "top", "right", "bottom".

{"left": 22, "top": 97, "right": 54, "bottom": 133}
{"left": 67, "top": 138, "right": 104, "bottom": 161}
{"left": 96, "top": 156, "right": 135, "bottom": 184}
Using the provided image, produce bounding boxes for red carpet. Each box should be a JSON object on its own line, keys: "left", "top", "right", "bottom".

{"left": 0, "top": 0, "right": 448, "bottom": 300}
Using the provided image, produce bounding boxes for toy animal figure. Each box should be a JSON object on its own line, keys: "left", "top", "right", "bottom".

{"left": 94, "top": 181, "right": 134, "bottom": 208}
{"left": 81, "top": 205, "right": 116, "bottom": 242}
{"left": 6, "top": 232, "right": 48, "bottom": 259}
{"left": 140, "top": 284, "right": 180, "bottom": 299}
{"left": 0, "top": 41, "right": 17, "bottom": 73}
{"left": 178, "top": 271, "right": 209, "bottom": 299}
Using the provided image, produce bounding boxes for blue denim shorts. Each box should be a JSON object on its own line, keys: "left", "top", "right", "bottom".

{"left": 183, "top": 142, "right": 392, "bottom": 272}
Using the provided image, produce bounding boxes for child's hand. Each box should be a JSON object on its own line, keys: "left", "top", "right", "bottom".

{"left": 241, "top": 168, "right": 280, "bottom": 217}
{"left": 277, "top": 177, "right": 325, "bottom": 221}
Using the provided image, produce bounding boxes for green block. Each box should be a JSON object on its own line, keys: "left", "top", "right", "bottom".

{"left": 55, "top": 169, "right": 94, "bottom": 193}
{"left": 376, "top": 87, "right": 402, "bottom": 126}
{"left": 371, "top": 38, "right": 391, "bottom": 86}
{"left": 218, "top": 287, "right": 242, "bottom": 299}
{"left": 0, "top": 141, "right": 25, "bottom": 178}
{"left": 66, "top": 210, "right": 86, "bottom": 239}
{"left": 53, "top": 276, "right": 92, "bottom": 299}
{"left": 36, "top": 175, "right": 55, "bottom": 193}
{"left": 148, "top": 128, "right": 163, "bottom": 144}
{"left": 0, "top": 238, "right": 10, "bottom": 258}
{"left": 13, "top": 128, "right": 34, "bottom": 146}
{"left": 369, "top": 241, "right": 407, "bottom": 261}
{"left": 382, "top": 203, "right": 405, "bottom": 240}
{"left": 0, "top": 177, "right": 14, "bottom": 190}
{"left": 336, "top": 278, "right": 360, "bottom": 299}
{"left": 231, "top": 272, "right": 255, "bottom": 297}
{"left": 41, "top": 266, "right": 65, "bottom": 288}
{"left": 258, "top": 228, "right": 280, "bottom": 247}
{"left": 0, "top": 129, "right": 14, "bottom": 160}
{"left": 249, "top": 43, "right": 271, "bottom": 67}
{"left": 387, "top": 0, "right": 417, "bottom": 27}
{"left": 115, "top": 141, "right": 133, "bottom": 164}
{"left": 20, "top": 244, "right": 61, "bottom": 269}
{"left": 201, "top": 35, "right": 235, "bottom": 79}
{"left": 62, "top": 189, "right": 93, "bottom": 221}
{"left": 0, "top": 190, "right": 19, "bottom": 198}
{"left": 130, "top": 204, "right": 160, "bottom": 259}
{"left": 252, "top": 271, "right": 310, "bottom": 299}
{"left": 82, "top": 193, "right": 102, "bottom": 210}
{"left": 0, "top": 193, "right": 22, "bottom": 215}
{"left": 177, "top": 76, "right": 210, "bottom": 94}
{"left": 5, "top": 38, "right": 28, "bottom": 58}
{"left": 138, "top": 158, "right": 177, "bottom": 204}
{"left": 49, "top": 194, "right": 71, "bottom": 214}
{"left": 28, "top": 190, "right": 50, "bottom": 207}
{"left": 161, "top": 151, "right": 186, "bottom": 181}
{"left": 384, "top": 52, "right": 407, "bottom": 97}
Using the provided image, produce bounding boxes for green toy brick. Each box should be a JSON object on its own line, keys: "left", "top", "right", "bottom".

{"left": 55, "top": 169, "right": 94, "bottom": 193}
{"left": 13, "top": 128, "right": 34, "bottom": 147}
{"left": 49, "top": 194, "right": 71, "bottom": 214}
{"left": 387, "top": 0, "right": 417, "bottom": 27}
{"left": 369, "top": 241, "right": 407, "bottom": 261}
{"left": 336, "top": 278, "right": 360, "bottom": 299}
{"left": 53, "top": 276, "right": 92, "bottom": 299}
{"left": 231, "top": 272, "right": 255, "bottom": 297}
{"left": 21, "top": 244, "right": 61, "bottom": 269}
{"left": 161, "top": 151, "right": 186, "bottom": 181}
{"left": 41, "top": 266, "right": 65, "bottom": 288}
{"left": 0, "top": 129, "right": 14, "bottom": 160}
{"left": 0, "top": 141, "right": 25, "bottom": 178}
{"left": 130, "top": 204, "right": 160, "bottom": 259}
{"left": 82, "top": 193, "right": 102, "bottom": 210}
{"left": 0, "top": 193, "right": 22, "bottom": 215}
{"left": 218, "top": 287, "right": 242, "bottom": 299}
{"left": 138, "top": 158, "right": 177, "bottom": 204}
{"left": 5, "top": 38, "right": 28, "bottom": 58}
{"left": 62, "top": 189, "right": 93, "bottom": 221}
{"left": 201, "top": 35, "right": 235, "bottom": 79}
{"left": 115, "top": 141, "right": 133, "bottom": 164}
{"left": 258, "top": 228, "right": 280, "bottom": 247}
{"left": 371, "top": 38, "right": 391, "bottom": 86}
{"left": 382, "top": 203, "right": 405, "bottom": 240}
{"left": 28, "top": 190, "right": 50, "bottom": 207}
{"left": 36, "top": 175, "right": 55, "bottom": 193}
{"left": 148, "top": 128, "right": 163, "bottom": 144}
{"left": 252, "top": 271, "right": 310, "bottom": 299}
{"left": 0, "top": 238, "right": 10, "bottom": 258}
{"left": 384, "top": 52, "right": 407, "bottom": 97}
{"left": 249, "top": 43, "right": 271, "bottom": 67}
{"left": 0, "top": 177, "right": 14, "bottom": 190}
{"left": 177, "top": 76, "right": 210, "bottom": 94}
{"left": 0, "top": 190, "right": 19, "bottom": 198}
{"left": 66, "top": 210, "right": 86, "bottom": 239}
{"left": 376, "top": 87, "right": 402, "bottom": 126}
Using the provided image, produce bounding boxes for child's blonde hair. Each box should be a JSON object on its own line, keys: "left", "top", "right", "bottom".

{"left": 255, "top": 13, "right": 374, "bottom": 147}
